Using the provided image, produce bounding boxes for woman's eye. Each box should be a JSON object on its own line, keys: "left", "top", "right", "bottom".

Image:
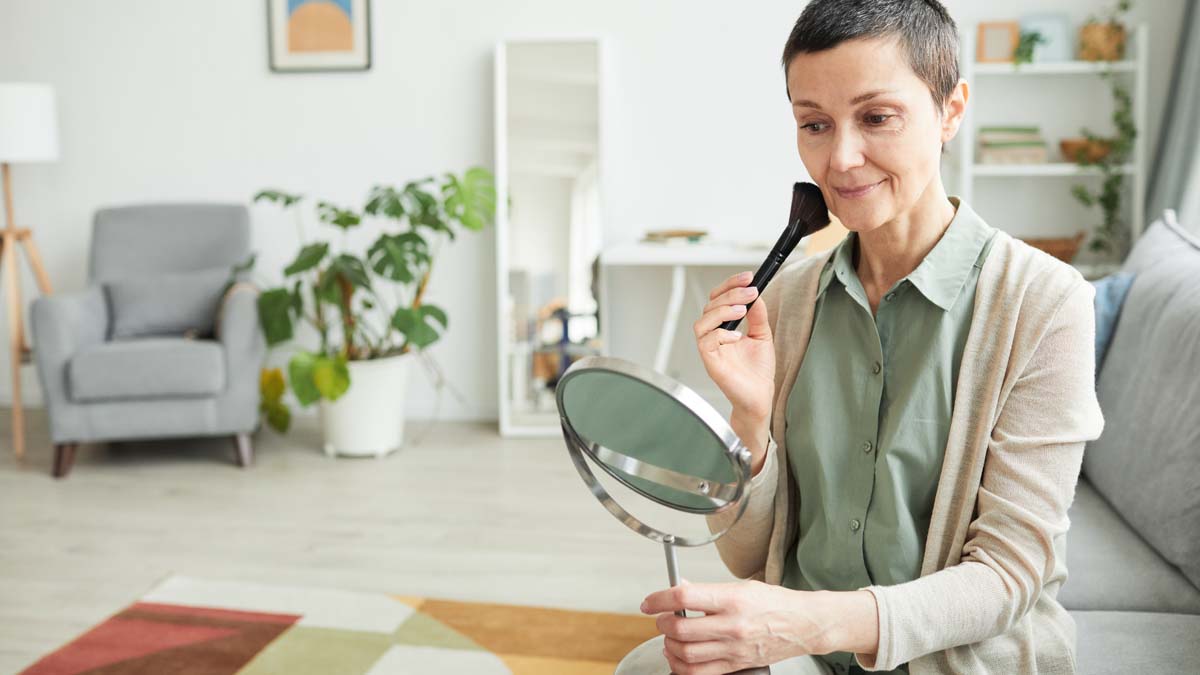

{"left": 800, "top": 122, "right": 828, "bottom": 134}
{"left": 865, "top": 114, "right": 892, "bottom": 125}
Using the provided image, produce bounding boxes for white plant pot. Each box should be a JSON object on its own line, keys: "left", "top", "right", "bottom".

{"left": 320, "top": 353, "right": 412, "bottom": 458}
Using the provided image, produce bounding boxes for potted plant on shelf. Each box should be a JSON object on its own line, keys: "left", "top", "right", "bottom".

{"left": 1079, "top": 0, "right": 1131, "bottom": 62}
{"left": 250, "top": 167, "right": 495, "bottom": 457}
{"left": 1066, "top": 0, "right": 1136, "bottom": 259}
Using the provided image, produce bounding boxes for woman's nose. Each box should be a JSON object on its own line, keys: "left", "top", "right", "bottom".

{"left": 829, "top": 128, "right": 866, "bottom": 173}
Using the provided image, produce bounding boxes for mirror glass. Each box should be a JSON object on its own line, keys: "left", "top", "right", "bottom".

{"left": 557, "top": 361, "right": 739, "bottom": 513}
{"left": 499, "top": 38, "right": 604, "bottom": 434}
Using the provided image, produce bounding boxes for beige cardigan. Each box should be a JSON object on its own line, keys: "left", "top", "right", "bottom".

{"left": 707, "top": 230, "right": 1105, "bottom": 674}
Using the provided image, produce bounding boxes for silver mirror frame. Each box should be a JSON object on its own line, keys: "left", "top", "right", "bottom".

{"left": 556, "top": 355, "right": 755, "bottom": 547}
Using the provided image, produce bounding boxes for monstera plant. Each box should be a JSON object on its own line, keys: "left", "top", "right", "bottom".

{"left": 250, "top": 167, "right": 495, "bottom": 451}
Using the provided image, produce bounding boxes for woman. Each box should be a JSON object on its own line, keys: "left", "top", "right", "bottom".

{"left": 638, "top": 1, "right": 1104, "bottom": 673}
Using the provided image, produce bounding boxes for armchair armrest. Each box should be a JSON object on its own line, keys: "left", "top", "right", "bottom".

{"left": 215, "top": 282, "right": 265, "bottom": 429}
{"left": 30, "top": 287, "right": 109, "bottom": 421}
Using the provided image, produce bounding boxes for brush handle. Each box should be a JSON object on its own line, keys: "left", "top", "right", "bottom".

{"left": 719, "top": 219, "right": 805, "bottom": 332}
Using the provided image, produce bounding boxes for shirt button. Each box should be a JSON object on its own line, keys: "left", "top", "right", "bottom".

{"left": 885, "top": 292, "right": 896, "bottom": 301}
{"left": 850, "top": 518, "right": 861, "bottom": 532}
{"left": 871, "top": 361, "right": 882, "bottom": 375}
{"left": 863, "top": 441, "right": 874, "bottom": 453}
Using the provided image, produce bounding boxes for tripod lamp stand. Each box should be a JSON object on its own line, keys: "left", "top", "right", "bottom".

{"left": 0, "top": 83, "right": 59, "bottom": 460}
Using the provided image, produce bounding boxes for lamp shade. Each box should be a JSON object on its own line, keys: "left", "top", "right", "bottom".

{"left": 0, "top": 83, "right": 60, "bottom": 163}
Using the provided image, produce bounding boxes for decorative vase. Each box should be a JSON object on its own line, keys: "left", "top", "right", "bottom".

{"left": 1078, "top": 22, "right": 1126, "bottom": 61}
{"left": 320, "top": 352, "right": 412, "bottom": 458}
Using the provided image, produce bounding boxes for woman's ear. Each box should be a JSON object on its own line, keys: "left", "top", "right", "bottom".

{"left": 940, "top": 79, "right": 969, "bottom": 144}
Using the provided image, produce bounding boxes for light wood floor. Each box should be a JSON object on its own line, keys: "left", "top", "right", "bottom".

{"left": 0, "top": 409, "right": 737, "bottom": 673}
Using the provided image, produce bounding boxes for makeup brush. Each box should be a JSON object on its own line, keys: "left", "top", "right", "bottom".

{"left": 719, "top": 181, "right": 830, "bottom": 332}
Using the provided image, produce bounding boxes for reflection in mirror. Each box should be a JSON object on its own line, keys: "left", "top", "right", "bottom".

{"left": 497, "top": 39, "right": 603, "bottom": 435}
{"left": 559, "top": 368, "right": 737, "bottom": 512}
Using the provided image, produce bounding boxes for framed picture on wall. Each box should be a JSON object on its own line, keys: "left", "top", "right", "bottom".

{"left": 976, "top": 21, "right": 1019, "bottom": 63}
{"left": 267, "top": 0, "right": 372, "bottom": 72}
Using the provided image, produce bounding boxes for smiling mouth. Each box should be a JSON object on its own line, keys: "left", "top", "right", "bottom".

{"left": 834, "top": 179, "right": 885, "bottom": 199}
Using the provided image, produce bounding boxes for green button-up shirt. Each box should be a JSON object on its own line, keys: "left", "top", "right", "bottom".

{"left": 781, "top": 198, "right": 997, "bottom": 674}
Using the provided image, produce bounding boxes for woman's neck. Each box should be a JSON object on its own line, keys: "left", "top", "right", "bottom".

{"left": 853, "top": 180, "right": 958, "bottom": 295}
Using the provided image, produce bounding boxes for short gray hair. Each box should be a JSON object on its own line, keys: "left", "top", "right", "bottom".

{"left": 781, "top": 0, "right": 960, "bottom": 112}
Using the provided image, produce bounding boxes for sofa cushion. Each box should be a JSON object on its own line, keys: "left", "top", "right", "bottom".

{"left": 105, "top": 267, "right": 230, "bottom": 339}
{"left": 69, "top": 338, "right": 226, "bottom": 402}
{"left": 1121, "top": 209, "right": 1200, "bottom": 275}
{"left": 1072, "top": 610, "right": 1200, "bottom": 674}
{"left": 1062, "top": 479, "right": 1200, "bottom": 614}
{"left": 1084, "top": 214, "right": 1200, "bottom": 588}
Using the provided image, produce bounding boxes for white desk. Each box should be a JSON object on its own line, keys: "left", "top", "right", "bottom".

{"left": 600, "top": 242, "right": 770, "bottom": 373}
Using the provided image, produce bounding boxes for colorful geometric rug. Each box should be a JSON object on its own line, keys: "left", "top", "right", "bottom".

{"left": 20, "top": 575, "right": 661, "bottom": 674}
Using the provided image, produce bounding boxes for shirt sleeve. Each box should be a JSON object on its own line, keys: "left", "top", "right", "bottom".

{"left": 706, "top": 433, "right": 780, "bottom": 580}
{"left": 854, "top": 280, "right": 1105, "bottom": 671}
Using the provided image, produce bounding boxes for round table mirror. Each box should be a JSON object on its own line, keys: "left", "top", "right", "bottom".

{"left": 556, "top": 356, "right": 771, "bottom": 675}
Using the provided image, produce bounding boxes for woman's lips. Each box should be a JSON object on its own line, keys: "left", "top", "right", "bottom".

{"left": 834, "top": 179, "right": 885, "bottom": 199}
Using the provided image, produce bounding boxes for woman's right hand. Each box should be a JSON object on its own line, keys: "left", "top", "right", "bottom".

{"left": 693, "top": 271, "right": 775, "bottom": 466}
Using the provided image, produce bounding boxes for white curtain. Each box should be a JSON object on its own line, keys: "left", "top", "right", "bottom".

{"left": 1148, "top": 0, "right": 1200, "bottom": 231}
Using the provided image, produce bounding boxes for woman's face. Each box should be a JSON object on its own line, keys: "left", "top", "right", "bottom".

{"left": 786, "top": 36, "right": 966, "bottom": 233}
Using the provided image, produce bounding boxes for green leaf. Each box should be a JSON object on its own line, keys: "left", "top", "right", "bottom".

{"left": 392, "top": 306, "right": 441, "bottom": 349}
{"left": 284, "top": 242, "right": 329, "bottom": 276}
{"left": 257, "top": 288, "right": 295, "bottom": 345}
{"left": 260, "top": 367, "right": 286, "bottom": 402}
{"left": 367, "top": 232, "right": 429, "bottom": 282}
{"left": 315, "top": 269, "right": 342, "bottom": 304}
{"left": 328, "top": 254, "right": 372, "bottom": 289}
{"left": 1070, "top": 184, "right": 1095, "bottom": 206}
{"left": 254, "top": 189, "right": 302, "bottom": 207}
{"left": 232, "top": 252, "right": 257, "bottom": 275}
{"left": 288, "top": 352, "right": 321, "bottom": 406}
{"left": 312, "top": 355, "right": 351, "bottom": 401}
{"left": 291, "top": 280, "right": 304, "bottom": 315}
{"left": 259, "top": 367, "right": 292, "bottom": 433}
{"left": 264, "top": 402, "right": 291, "bottom": 433}
{"left": 419, "top": 303, "right": 448, "bottom": 330}
{"left": 364, "top": 185, "right": 407, "bottom": 220}
{"left": 442, "top": 166, "right": 496, "bottom": 232}
{"left": 317, "top": 201, "right": 362, "bottom": 230}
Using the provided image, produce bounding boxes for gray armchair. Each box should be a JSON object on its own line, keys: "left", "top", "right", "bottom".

{"left": 31, "top": 204, "right": 264, "bottom": 478}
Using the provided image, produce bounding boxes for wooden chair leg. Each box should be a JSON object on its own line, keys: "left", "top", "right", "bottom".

{"left": 233, "top": 433, "right": 253, "bottom": 468}
{"left": 53, "top": 443, "right": 77, "bottom": 479}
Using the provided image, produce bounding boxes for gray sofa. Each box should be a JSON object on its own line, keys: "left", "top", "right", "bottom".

{"left": 31, "top": 204, "right": 264, "bottom": 478}
{"left": 1062, "top": 212, "right": 1200, "bottom": 673}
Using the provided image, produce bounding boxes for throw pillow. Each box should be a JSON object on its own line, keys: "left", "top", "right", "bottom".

{"left": 1090, "top": 272, "right": 1135, "bottom": 375}
{"left": 106, "top": 267, "right": 231, "bottom": 339}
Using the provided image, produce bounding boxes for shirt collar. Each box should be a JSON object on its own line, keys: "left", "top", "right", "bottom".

{"left": 816, "top": 197, "right": 995, "bottom": 311}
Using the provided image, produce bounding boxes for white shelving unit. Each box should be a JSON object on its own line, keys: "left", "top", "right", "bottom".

{"left": 957, "top": 23, "right": 1149, "bottom": 248}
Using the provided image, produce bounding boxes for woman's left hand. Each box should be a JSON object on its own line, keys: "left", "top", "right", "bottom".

{"left": 639, "top": 579, "right": 842, "bottom": 674}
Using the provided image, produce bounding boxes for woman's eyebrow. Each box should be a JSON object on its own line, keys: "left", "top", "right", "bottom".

{"left": 792, "top": 89, "right": 900, "bottom": 109}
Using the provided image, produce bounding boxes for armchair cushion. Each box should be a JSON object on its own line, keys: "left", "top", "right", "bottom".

{"left": 105, "top": 267, "right": 230, "bottom": 339}
{"left": 68, "top": 337, "right": 226, "bottom": 402}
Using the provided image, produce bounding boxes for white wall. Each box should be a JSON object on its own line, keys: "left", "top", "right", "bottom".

{"left": 0, "top": 0, "right": 1189, "bottom": 422}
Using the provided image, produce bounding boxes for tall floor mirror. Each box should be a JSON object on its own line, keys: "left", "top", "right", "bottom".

{"left": 495, "top": 38, "right": 604, "bottom": 436}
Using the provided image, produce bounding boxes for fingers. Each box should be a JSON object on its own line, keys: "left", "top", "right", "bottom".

{"left": 708, "top": 271, "right": 754, "bottom": 301}
{"left": 698, "top": 328, "right": 744, "bottom": 355}
{"left": 702, "top": 284, "right": 758, "bottom": 316}
{"left": 641, "top": 581, "right": 725, "bottom": 615}
{"left": 663, "top": 638, "right": 735, "bottom": 675}
{"left": 693, "top": 303, "right": 748, "bottom": 340}
{"left": 655, "top": 612, "right": 740, "bottom": 642}
{"left": 742, "top": 292, "right": 770, "bottom": 339}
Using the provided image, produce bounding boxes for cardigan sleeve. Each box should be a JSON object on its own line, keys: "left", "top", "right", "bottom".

{"left": 706, "top": 434, "right": 780, "bottom": 580}
{"left": 854, "top": 280, "right": 1105, "bottom": 671}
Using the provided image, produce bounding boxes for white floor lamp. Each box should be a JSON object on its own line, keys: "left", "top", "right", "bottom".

{"left": 0, "top": 83, "right": 59, "bottom": 461}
